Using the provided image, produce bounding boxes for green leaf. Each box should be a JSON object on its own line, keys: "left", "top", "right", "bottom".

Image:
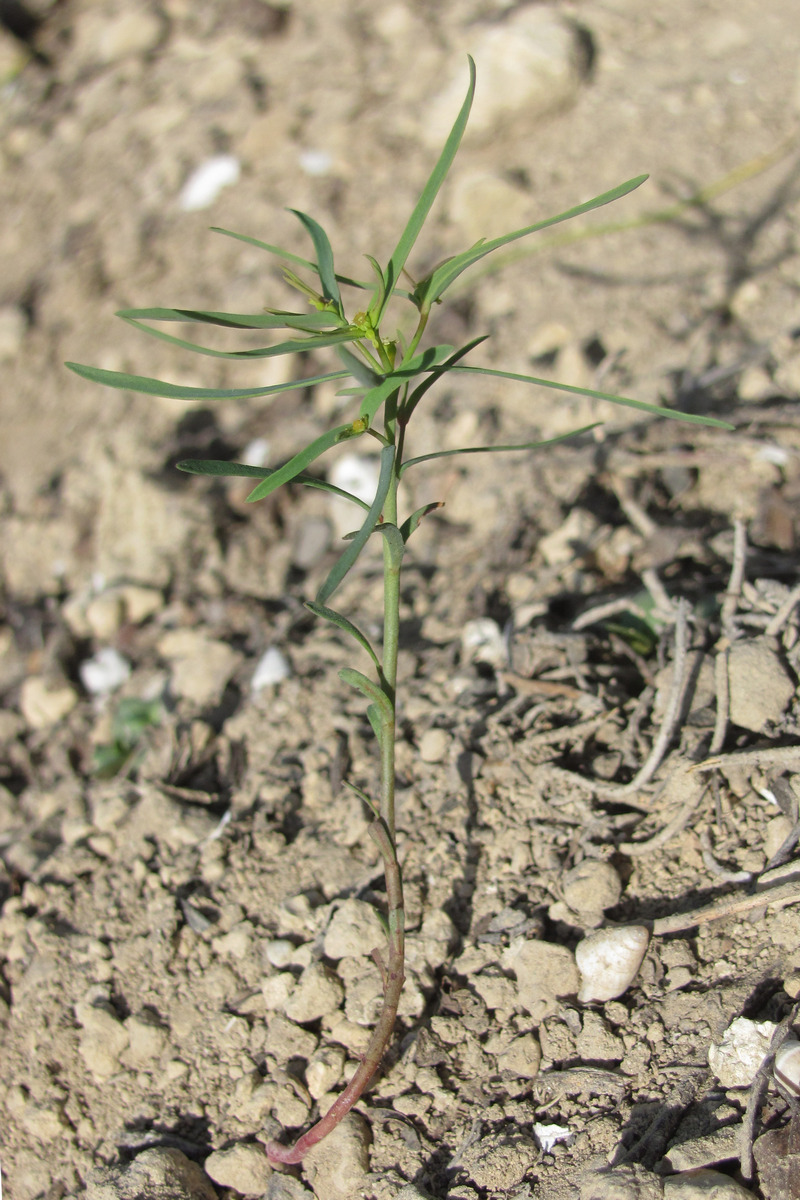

{"left": 358, "top": 343, "right": 457, "bottom": 423}
{"left": 65, "top": 361, "right": 349, "bottom": 401}
{"left": 176, "top": 459, "right": 371, "bottom": 509}
{"left": 339, "top": 667, "right": 393, "bottom": 725}
{"left": 374, "top": 522, "right": 405, "bottom": 570}
{"left": 375, "top": 56, "right": 476, "bottom": 321}
{"left": 289, "top": 209, "right": 342, "bottom": 313}
{"left": 116, "top": 306, "right": 344, "bottom": 331}
{"left": 117, "top": 315, "right": 358, "bottom": 360}
{"left": 449, "top": 365, "right": 736, "bottom": 429}
{"left": 414, "top": 175, "right": 649, "bottom": 309}
{"left": 400, "top": 425, "right": 601, "bottom": 473}
{"left": 399, "top": 501, "right": 444, "bottom": 541}
{"left": 364, "top": 254, "right": 387, "bottom": 316}
{"left": 305, "top": 601, "right": 380, "bottom": 668}
{"left": 337, "top": 345, "right": 383, "bottom": 388}
{"left": 246, "top": 424, "right": 354, "bottom": 502}
{"left": 401, "top": 335, "right": 489, "bottom": 422}
{"left": 316, "top": 445, "right": 395, "bottom": 604}
{"left": 212, "top": 226, "right": 371, "bottom": 291}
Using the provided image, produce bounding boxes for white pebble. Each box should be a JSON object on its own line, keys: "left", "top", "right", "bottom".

{"left": 299, "top": 149, "right": 333, "bottom": 176}
{"left": 179, "top": 155, "right": 241, "bottom": 211}
{"left": 461, "top": 617, "right": 507, "bottom": 668}
{"left": 575, "top": 925, "right": 649, "bottom": 1003}
{"left": 708, "top": 1016, "right": 777, "bottom": 1088}
{"left": 533, "top": 1123, "right": 572, "bottom": 1152}
{"left": 329, "top": 454, "right": 380, "bottom": 506}
{"left": 251, "top": 646, "right": 290, "bottom": 692}
{"left": 79, "top": 647, "right": 131, "bottom": 695}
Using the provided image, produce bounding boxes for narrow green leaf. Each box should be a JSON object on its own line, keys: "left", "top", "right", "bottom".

{"left": 305, "top": 601, "right": 380, "bottom": 668}
{"left": 376, "top": 56, "right": 476, "bottom": 321}
{"left": 400, "top": 425, "right": 601, "bottom": 473}
{"left": 66, "top": 361, "right": 349, "bottom": 401}
{"left": 289, "top": 209, "right": 342, "bottom": 312}
{"left": 339, "top": 667, "right": 393, "bottom": 725}
{"left": 374, "top": 522, "right": 405, "bottom": 571}
{"left": 366, "top": 703, "right": 384, "bottom": 746}
{"left": 364, "top": 254, "right": 387, "bottom": 317}
{"left": 176, "top": 459, "right": 371, "bottom": 509}
{"left": 344, "top": 778, "right": 380, "bottom": 814}
{"left": 449, "top": 365, "right": 736, "bottom": 429}
{"left": 316, "top": 445, "right": 395, "bottom": 604}
{"left": 116, "top": 306, "right": 344, "bottom": 331}
{"left": 212, "top": 226, "right": 371, "bottom": 290}
{"left": 399, "top": 502, "right": 444, "bottom": 541}
{"left": 401, "top": 335, "right": 489, "bottom": 422}
{"left": 337, "top": 345, "right": 382, "bottom": 388}
{"left": 414, "top": 175, "right": 649, "bottom": 309}
{"left": 358, "top": 343, "right": 457, "bottom": 422}
{"left": 117, "top": 315, "right": 358, "bottom": 360}
{"left": 246, "top": 424, "right": 353, "bottom": 502}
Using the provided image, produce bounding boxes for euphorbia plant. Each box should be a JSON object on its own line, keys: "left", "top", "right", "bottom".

{"left": 67, "top": 59, "right": 731, "bottom": 1164}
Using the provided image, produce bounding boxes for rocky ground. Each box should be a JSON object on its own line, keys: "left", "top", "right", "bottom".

{"left": 2, "top": 1, "right": 800, "bottom": 1198}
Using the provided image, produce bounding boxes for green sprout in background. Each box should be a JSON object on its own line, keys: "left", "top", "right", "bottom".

{"left": 67, "top": 59, "right": 732, "bottom": 1165}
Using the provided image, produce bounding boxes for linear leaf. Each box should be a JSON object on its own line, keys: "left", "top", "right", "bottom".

{"left": 212, "top": 226, "right": 371, "bottom": 290}
{"left": 246, "top": 424, "right": 353, "bottom": 502}
{"left": 117, "top": 315, "right": 358, "bottom": 360}
{"left": 401, "top": 335, "right": 489, "bottom": 422}
{"left": 449, "top": 366, "right": 736, "bottom": 429}
{"left": 399, "top": 501, "right": 444, "bottom": 541}
{"left": 414, "top": 175, "right": 649, "bottom": 309}
{"left": 305, "top": 601, "right": 380, "bottom": 668}
{"left": 65, "top": 361, "right": 349, "bottom": 401}
{"left": 176, "top": 459, "right": 371, "bottom": 509}
{"left": 116, "top": 306, "right": 344, "bottom": 331}
{"left": 316, "top": 445, "right": 395, "bottom": 604}
{"left": 374, "top": 522, "right": 405, "bottom": 571}
{"left": 337, "top": 346, "right": 382, "bottom": 388}
{"left": 339, "top": 667, "right": 393, "bottom": 725}
{"left": 375, "top": 56, "right": 476, "bottom": 322}
{"left": 400, "top": 425, "right": 601, "bottom": 473}
{"left": 289, "top": 209, "right": 342, "bottom": 312}
{"left": 358, "top": 343, "right": 457, "bottom": 422}
{"left": 364, "top": 254, "right": 387, "bottom": 316}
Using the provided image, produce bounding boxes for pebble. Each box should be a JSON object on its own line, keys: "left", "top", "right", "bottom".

{"left": 75, "top": 1000, "right": 130, "bottom": 1080}
{"left": 179, "top": 155, "right": 242, "bottom": 211}
{"left": 20, "top": 676, "right": 79, "bottom": 729}
{"left": 727, "top": 637, "right": 795, "bottom": 732}
{"left": 579, "top": 1164, "right": 664, "bottom": 1199}
{"left": 304, "top": 1112, "right": 371, "bottom": 1200}
{"left": 575, "top": 926, "right": 649, "bottom": 1003}
{"left": 418, "top": 727, "right": 449, "bottom": 764}
{"left": 84, "top": 1147, "right": 216, "bottom": 1200}
{"left": 265, "top": 938, "right": 295, "bottom": 969}
{"left": 204, "top": 1144, "right": 271, "bottom": 1196}
{"left": 561, "top": 860, "right": 622, "bottom": 920}
{"left": 328, "top": 454, "right": 381, "bottom": 536}
{"left": 448, "top": 171, "right": 531, "bottom": 244}
{"left": 80, "top": 647, "right": 131, "bottom": 695}
{"left": 157, "top": 629, "right": 241, "bottom": 705}
{"left": 73, "top": 10, "right": 164, "bottom": 67}
{"left": 124, "top": 1011, "right": 169, "bottom": 1066}
{"left": 251, "top": 646, "right": 291, "bottom": 692}
{"left": 305, "top": 1044, "right": 346, "bottom": 1099}
{"left": 283, "top": 962, "right": 344, "bottom": 1024}
{"left": 0, "top": 304, "right": 26, "bottom": 361}
{"left": 461, "top": 618, "right": 507, "bottom": 668}
{"left": 323, "top": 899, "right": 385, "bottom": 959}
{"left": 501, "top": 937, "right": 580, "bottom": 1021}
{"left": 423, "top": 9, "right": 584, "bottom": 145}
{"left": 708, "top": 1016, "right": 777, "bottom": 1088}
{"left": 663, "top": 1168, "right": 755, "bottom": 1197}
{"left": 292, "top": 516, "right": 331, "bottom": 570}
{"left": 494, "top": 1032, "right": 542, "bottom": 1080}
{"left": 267, "top": 1175, "right": 314, "bottom": 1199}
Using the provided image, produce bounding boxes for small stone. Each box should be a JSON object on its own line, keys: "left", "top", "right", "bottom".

{"left": 580, "top": 1164, "right": 664, "bottom": 1199}
{"left": 418, "top": 727, "right": 449, "bottom": 764}
{"left": 708, "top": 1016, "right": 777, "bottom": 1088}
{"left": 20, "top": 676, "right": 79, "bottom": 728}
{"left": 179, "top": 155, "right": 242, "bottom": 211}
{"left": 561, "top": 860, "right": 622, "bottom": 919}
{"left": 661, "top": 1128, "right": 742, "bottom": 1174}
{"left": 728, "top": 638, "right": 795, "bottom": 732}
{"left": 0, "top": 304, "right": 26, "bottom": 361}
{"left": 304, "top": 1112, "right": 371, "bottom": 1200}
{"left": 305, "top": 1044, "right": 346, "bottom": 1099}
{"left": 461, "top": 618, "right": 506, "bottom": 668}
{"left": 73, "top": 10, "right": 163, "bottom": 66}
{"left": 495, "top": 1032, "right": 542, "bottom": 1080}
{"left": 251, "top": 646, "right": 291, "bottom": 692}
{"left": 502, "top": 937, "right": 580, "bottom": 1021}
{"left": 204, "top": 1144, "right": 271, "bottom": 1195}
{"left": 80, "top": 647, "right": 131, "bottom": 695}
{"left": 157, "top": 629, "right": 242, "bottom": 705}
{"left": 124, "top": 1011, "right": 169, "bottom": 1065}
{"left": 576, "top": 1012, "right": 625, "bottom": 1063}
{"left": 448, "top": 171, "right": 531, "bottom": 243}
{"left": 284, "top": 961, "right": 344, "bottom": 1024}
{"left": 84, "top": 1147, "right": 216, "bottom": 1200}
{"left": 323, "top": 899, "right": 385, "bottom": 959}
{"left": 75, "top": 997, "right": 129, "bottom": 1080}
{"left": 292, "top": 516, "right": 331, "bottom": 569}
{"left": 663, "top": 1168, "right": 755, "bottom": 1197}
{"left": 267, "top": 1175, "right": 314, "bottom": 1198}
{"left": 265, "top": 938, "right": 295, "bottom": 968}
{"left": 764, "top": 814, "right": 794, "bottom": 861}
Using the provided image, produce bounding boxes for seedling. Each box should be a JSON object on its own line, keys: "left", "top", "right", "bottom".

{"left": 67, "top": 60, "right": 731, "bottom": 1164}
